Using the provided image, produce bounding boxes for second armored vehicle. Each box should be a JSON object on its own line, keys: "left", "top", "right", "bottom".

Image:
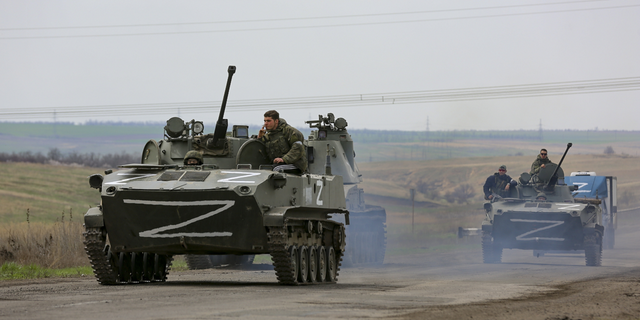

{"left": 481, "top": 143, "right": 604, "bottom": 266}
{"left": 305, "top": 114, "right": 387, "bottom": 266}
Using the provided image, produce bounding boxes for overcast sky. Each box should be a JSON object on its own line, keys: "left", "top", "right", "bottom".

{"left": 1, "top": 0, "right": 638, "bottom": 131}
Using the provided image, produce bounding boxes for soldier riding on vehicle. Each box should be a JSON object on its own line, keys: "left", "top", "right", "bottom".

{"left": 258, "top": 110, "right": 307, "bottom": 174}
{"left": 483, "top": 165, "right": 517, "bottom": 200}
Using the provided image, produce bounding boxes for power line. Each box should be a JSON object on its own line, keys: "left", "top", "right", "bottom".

{"left": 2, "top": 3, "right": 639, "bottom": 40}
{"left": 1, "top": 77, "right": 639, "bottom": 120}
{"left": 0, "top": 0, "right": 614, "bottom": 31}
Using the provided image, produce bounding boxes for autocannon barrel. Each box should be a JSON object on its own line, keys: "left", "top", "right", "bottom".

{"left": 212, "top": 65, "right": 236, "bottom": 148}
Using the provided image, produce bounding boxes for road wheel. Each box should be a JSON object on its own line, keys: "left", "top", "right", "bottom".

{"left": 326, "top": 246, "right": 337, "bottom": 282}
{"left": 585, "top": 233, "right": 603, "bottom": 266}
{"left": 298, "top": 246, "right": 308, "bottom": 283}
{"left": 317, "top": 246, "right": 326, "bottom": 283}
{"left": 308, "top": 246, "right": 317, "bottom": 283}
{"left": 482, "top": 232, "right": 502, "bottom": 264}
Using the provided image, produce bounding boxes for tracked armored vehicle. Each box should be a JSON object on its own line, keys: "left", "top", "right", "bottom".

{"left": 481, "top": 143, "right": 604, "bottom": 266}
{"left": 83, "top": 66, "right": 348, "bottom": 285}
{"left": 305, "top": 114, "right": 386, "bottom": 266}
{"left": 187, "top": 113, "right": 387, "bottom": 270}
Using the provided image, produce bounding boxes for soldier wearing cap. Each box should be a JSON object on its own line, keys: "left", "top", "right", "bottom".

{"left": 483, "top": 164, "right": 517, "bottom": 200}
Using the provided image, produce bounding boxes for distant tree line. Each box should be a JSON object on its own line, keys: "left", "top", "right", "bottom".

{"left": 0, "top": 148, "right": 138, "bottom": 168}
{"left": 83, "top": 120, "right": 165, "bottom": 126}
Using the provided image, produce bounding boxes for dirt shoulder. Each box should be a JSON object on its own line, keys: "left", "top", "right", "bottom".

{"left": 399, "top": 267, "right": 640, "bottom": 320}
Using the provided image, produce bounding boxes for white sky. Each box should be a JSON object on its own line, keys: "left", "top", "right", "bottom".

{"left": 1, "top": 0, "right": 639, "bottom": 131}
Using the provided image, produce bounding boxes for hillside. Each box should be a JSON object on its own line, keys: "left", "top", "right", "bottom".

{"left": 2, "top": 153, "right": 636, "bottom": 226}
{"left": 0, "top": 162, "right": 101, "bottom": 223}
{"left": 2, "top": 121, "right": 639, "bottom": 162}
{"left": 357, "top": 153, "right": 640, "bottom": 210}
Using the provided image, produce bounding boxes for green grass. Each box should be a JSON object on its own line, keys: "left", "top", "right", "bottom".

{"left": 0, "top": 262, "right": 93, "bottom": 280}
{"left": 0, "top": 162, "right": 101, "bottom": 223}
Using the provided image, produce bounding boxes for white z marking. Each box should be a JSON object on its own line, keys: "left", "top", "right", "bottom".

{"left": 571, "top": 182, "right": 589, "bottom": 192}
{"left": 217, "top": 171, "right": 261, "bottom": 183}
{"left": 105, "top": 173, "right": 157, "bottom": 185}
{"left": 316, "top": 180, "right": 324, "bottom": 206}
{"left": 511, "top": 219, "right": 565, "bottom": 241}
{"left": 556, "top": 204, "right": 581, "bottom": 211}
{"left": 127, "top": 200, "right": 235, "bottom": 238}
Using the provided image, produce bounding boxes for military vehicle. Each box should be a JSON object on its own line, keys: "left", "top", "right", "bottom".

{"left": 187, "top": 113, "right": 387, "bottom": 269}
{"left": 185, "top": 114, "right": 387, "bottom": 269}
{"left": 480, "top": 143, "right": 604, "bottom": 266}
{"left": 565, "top": 172, "right": 617, "bottom": 249}
{"left": 304, "top": 114, "right": 386, "bottom": 266}
{"left": 83, "top": 66, "right": 348, "bottom": 285}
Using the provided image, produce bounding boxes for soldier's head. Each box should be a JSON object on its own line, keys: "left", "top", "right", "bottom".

{"left": 263, "top": 110, "right": 280, "bottom": 131}
{"left": 183, "top": 150, "right": 203, "bottom": 165}
{"left": 498, "top": 165, "right": 507, "bottom": 175}
{"left": 540, "top": 149, "right": 548, "bottom": 158}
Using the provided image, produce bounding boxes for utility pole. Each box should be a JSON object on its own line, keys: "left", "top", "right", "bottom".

{"left": 538, "top": 119, "right": 543, "bottom": 141}
{"left": 410, "top": 189, "right": 416, "bottom": 234}
{"left": 53, "top": 109, "right": 57, "bottom": 138}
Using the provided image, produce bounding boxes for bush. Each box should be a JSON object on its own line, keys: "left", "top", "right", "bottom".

{"left": 604, "top": 146, "right": 615, "bottom": 155}
{"left": 0, "top": 148, "right": 137, "bottom": 168}
{"left": 444, "top": 184, "right": 476, "bottom": 204}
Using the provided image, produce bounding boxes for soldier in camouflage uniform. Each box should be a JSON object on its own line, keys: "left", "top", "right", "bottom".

{"left": 483, "top": 165, "right": 517, "bottom": 200}
{"left": 258, "top": 110, "right": 307, "bottom": 173}
{"left": 529, "top": 149, "right": 551, "bottom": 175}
{"left": 183, "top": 150, "right": 203, "bottom": 165}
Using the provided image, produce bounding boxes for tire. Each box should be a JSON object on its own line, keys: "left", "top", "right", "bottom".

{"left": 185, "top": 255, "right": 214, "bottom": 270}
{"left": 482, "top": 232, "right": 502, "bottom": 264}
{"left": 585, "top": 232, "right": 603, "bottom": 267}
{"left": 604, "top": 226, "right": 615, "bottom": 250}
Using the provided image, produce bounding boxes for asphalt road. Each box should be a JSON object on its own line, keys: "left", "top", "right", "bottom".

{"left": 2, "top": 210, "right": 639, "bottom": 320}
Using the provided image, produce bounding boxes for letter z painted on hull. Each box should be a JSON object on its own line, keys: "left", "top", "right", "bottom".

{"left": 124, "top": 199, "right": 235, "bottom": 238}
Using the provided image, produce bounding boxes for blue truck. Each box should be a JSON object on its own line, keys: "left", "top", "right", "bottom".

{"left": 565, "top": 172, "right": 618, "bottom": 249}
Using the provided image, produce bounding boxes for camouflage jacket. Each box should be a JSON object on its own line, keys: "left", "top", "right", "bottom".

{"left": 483, "top": 173, "right": 515, "bottom": 199}
{"left": 260, "top": 118, "right": 308, "bottom": 172}
{"left": 530, "top": 154, "right": 552, "bottom": 175}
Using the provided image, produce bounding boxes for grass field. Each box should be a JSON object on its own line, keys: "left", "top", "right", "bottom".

{"left": 2, "top": 121, "right": 639, "bottom": 161}
{"left": 0, "top": 146, "right": 638, "bottom": 277}
{"left": 0, "top": 162, "right": 101, "bottom": 223}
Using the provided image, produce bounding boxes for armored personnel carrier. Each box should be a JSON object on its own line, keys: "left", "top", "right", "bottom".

{"left": 83, "top": 66, "right": 348, "bottom": 285}
{"left": 186, "top": 113, "right": 387, "bottom": 269}
{"left": 305, "top": 114, "right": 386, "bottom": 266}
{"left": 481, "top": 143, "right": 604, "bottom": 266}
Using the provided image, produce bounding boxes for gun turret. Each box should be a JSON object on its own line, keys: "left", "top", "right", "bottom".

{"left": 211, "top": 65, "right": 236, "bottom": 148}
{"left": 545, "top": 142, "right": 572, "bottom": 189}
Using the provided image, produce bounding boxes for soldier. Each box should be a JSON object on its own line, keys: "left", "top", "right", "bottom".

{"left": 483, "top": 165, "right": 517, "bottom": 200}
{"left": 183, "top": 150, "right": 203, "bottom": 165}
{"left": 258, "top": 110, "right": 307, "bottom": 173}
{"left": 530, "top": 148, "right": 551, "bottom": 175}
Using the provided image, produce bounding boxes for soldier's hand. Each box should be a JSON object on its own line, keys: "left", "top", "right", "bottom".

{"left": 488, "top": 195, "right": 493, "bottom": 200}
{"left": 541, "top": 164, "right": 545, "bottom": 168}
{"left": 273, "top": 157, "right": 284, "bottom": 164}
{"left": 505, "top": 184, "right": 510, "bottom": 190}
{"left": 258, "top": 127, "right": 266, "bottom": 139}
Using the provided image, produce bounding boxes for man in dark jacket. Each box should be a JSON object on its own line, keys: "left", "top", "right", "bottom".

{"left": 483, "top": 165, "right": 517, "bottom": 200}
{"left": 530, "top": 149, "right": 551, "bottom": 175}
{"left": 258, "top": 110, "right": 307, "bottom": 173}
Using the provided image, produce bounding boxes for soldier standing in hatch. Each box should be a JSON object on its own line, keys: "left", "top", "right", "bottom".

{"left": 258, "top": 110, "right": 307, "bottom": 173}
{"left": 183, "top": 150, "right": 203, "bottom": 165}
{"left": 530, "top": 148, "right": 551, "bottom": 175}
{"left": 483, "top": 165, "right": 517, "bottom": 200}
